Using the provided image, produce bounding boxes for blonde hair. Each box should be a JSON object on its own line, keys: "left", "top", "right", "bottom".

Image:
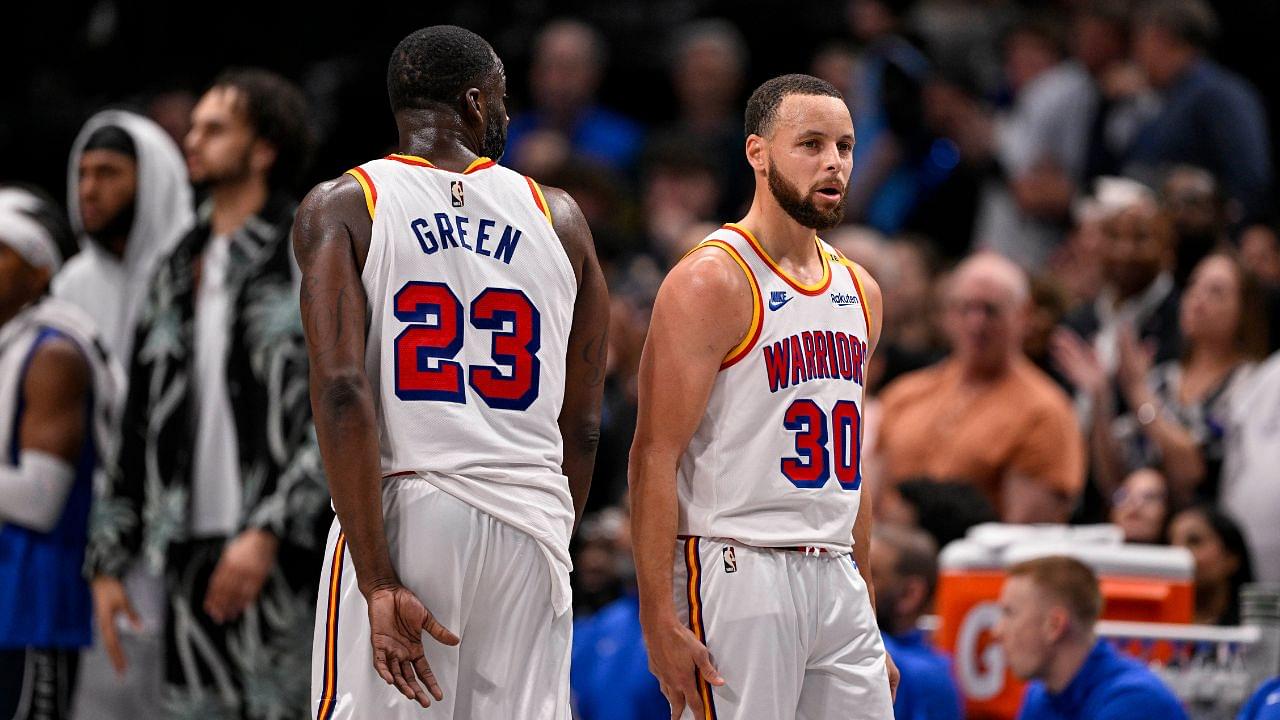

{"left": 1007, "top": 556, "right": 1103, "bottom": 627}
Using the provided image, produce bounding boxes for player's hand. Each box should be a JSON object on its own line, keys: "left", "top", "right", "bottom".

{"left": 204, "top": 528, "right": 279, "bottom": 624}
{"left": 92, "top": 575, "right": 141, "bottom": 675}
{"left": 885, "top": 648, "right": 901, "bottom": 702}
{"left": 367, "top": 584, "right": 460, "bottom": 708}
{"left": 643, "top": 617, "right": 724, "bottom": 719}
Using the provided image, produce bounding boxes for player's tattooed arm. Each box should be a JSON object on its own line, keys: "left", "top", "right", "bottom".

{"left": 544, "top": 186, "right": 608, "bottom": 529}
{"left": 293, "top": 177, "right": 399, "bottom": 592}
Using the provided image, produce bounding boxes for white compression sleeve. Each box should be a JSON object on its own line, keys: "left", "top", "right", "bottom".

{"left": 0, "top": 450, "right": 76, "bottom": 533}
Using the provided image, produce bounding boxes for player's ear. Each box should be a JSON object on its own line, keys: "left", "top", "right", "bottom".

{"left": 464, "top": 88, "right": 484, "bottom": 125}
{"left": 745, "top": 134, "right": 767, "bottom": 174}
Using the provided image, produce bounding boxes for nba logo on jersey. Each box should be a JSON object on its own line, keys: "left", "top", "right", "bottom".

{"left": 723, "top": 546, "right": 738, "bottom": 573}
{"left": 451, "top": 180, "right": 465, "bottom": 207}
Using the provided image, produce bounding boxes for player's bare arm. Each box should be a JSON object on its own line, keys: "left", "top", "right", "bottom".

{"left": 543, "top": 186, "right": 608, "bottom": 529}
{"left": 294, "top": 174, "right": 458, "bottom": 709}
{"left": 630, "top": 247, "right": 754, "bottom": 717}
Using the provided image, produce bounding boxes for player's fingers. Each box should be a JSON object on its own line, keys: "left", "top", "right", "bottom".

{"left": 694, "top": 648, "right": 725, "bottom": 686}
{"left": 372, "top": 648, "right": 396, "bottom": 687}
{"left": 402, "top": 659, "right": 430, "bottom": 707}
{"left": 666, "top": 690, "right": 686, "bottom": 720}
{"left": 683, "top": 677, "right": 705, "bottom": 717}
{"left": 412, "top": 654, "right": 445, "bottom": 702}
{"left": 386, "top": 652, "right": 415, "bottom": 700}
{"left": 421, "top": 611, "right": 460, "bottom": 646}
{"left": 121, "top": 597, "right": 143, "bottom": 631}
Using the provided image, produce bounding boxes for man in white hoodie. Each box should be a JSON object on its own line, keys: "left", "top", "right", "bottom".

{"left": 54, "top": 110, "right": 193, "bottom": 720}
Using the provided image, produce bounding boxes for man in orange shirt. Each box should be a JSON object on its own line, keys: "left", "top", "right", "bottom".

{"left": 874, "top": 253, "right": 1083, "bottom": 522}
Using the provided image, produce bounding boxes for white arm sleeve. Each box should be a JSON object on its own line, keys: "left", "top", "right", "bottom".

{"left": 0, "top": 450, "right": 76, "bottom": 533}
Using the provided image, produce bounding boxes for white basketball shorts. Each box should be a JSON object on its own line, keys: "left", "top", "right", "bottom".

{"left": 311, "top": 475, "right": 571, "bottom": 719}
{"left": 673, "top": 537, "right": 893, "bottom": 720}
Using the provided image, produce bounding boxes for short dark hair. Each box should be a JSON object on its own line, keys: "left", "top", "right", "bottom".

{"left": 744, "top": 74, "right": 843, "bottom": 138}
{"left": 213, "top": 68, "right": 314, "bottom": 192}
{"left": 388, "top": 25, "right": 500, "bottom": 114}
{"left": 1134, "top": 0, "right": 1219, "bottom": 48}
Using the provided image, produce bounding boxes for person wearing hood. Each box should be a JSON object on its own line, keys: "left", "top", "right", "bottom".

{"left": 0, "top": 187, "right": 121, "bottom": 720}
{"left": 57, "top": 110, "right": 192, "bottom": 720}
{"left": 85, "top": 70, "right": 329, "bottom": 720}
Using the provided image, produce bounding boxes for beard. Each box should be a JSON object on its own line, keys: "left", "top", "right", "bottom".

{"left": 481, "top": 103, "right": 507, "bottom": 161}
{"left": 767, "top": 158, "right": 848, "bottom": 231}
{"left": 190, "top": 147, "right": 253, "bottom": 192}
{"left": 86, "top": 200, "right": 136, "bottom": 246}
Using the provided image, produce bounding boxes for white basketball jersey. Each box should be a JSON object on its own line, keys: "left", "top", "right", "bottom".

{"left": 349, "top": 155, "right": 578, "bottom": 608}
{"left": 677, "top": 223, "right": 872, "bottom": 551}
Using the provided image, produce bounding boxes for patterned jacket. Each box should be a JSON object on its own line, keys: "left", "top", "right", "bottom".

{"left": 87, "top": 194, "right": 329, "bottom": 578}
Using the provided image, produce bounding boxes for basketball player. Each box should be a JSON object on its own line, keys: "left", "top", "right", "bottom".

{"left": 295, "top": 26, "right": 608, "bottom": 720}
{"left": 630, "top": 74, "right": 898, "bottom": 720}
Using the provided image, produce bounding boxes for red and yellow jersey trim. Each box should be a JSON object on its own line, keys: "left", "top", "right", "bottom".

{"left": 683, "top": 538, "right": 718, "bottom": 720}
{"left": 686, "top": 240, "right": 764, "bottom": 369}
{"left": 835, "top": 252, "right": 875, "bottom": 341}
{"left": 317, "top": 531, "right": 347, "bottom": 720}
{"left": 384, "top": 154, "right": 496, "bottom": 174}
{"left": 345, "top": 167, "right": 377, "bottom": 220}
{"left": 525, "top": 176, "right": 554, "bottom": 226}
{"left": 723, "top": 222, "right": 831, "bottom": 296}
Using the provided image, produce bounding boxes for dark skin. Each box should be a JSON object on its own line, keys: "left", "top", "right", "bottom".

{"left": 293, "top": 60, "right": 608, "bottom": 709}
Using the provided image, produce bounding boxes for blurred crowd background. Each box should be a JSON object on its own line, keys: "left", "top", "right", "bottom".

{"left": 5, "top": 0, "right": 1280, "bottom": 718}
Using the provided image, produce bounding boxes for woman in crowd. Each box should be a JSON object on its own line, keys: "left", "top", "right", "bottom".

{"left": 1167, "top": 505, "right": 1254, "bottom": 626}
{"left": 1109, "top": 467, "right": 1171, "bottom": 544}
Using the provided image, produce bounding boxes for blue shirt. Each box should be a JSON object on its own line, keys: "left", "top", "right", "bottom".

{"left": 1125, "top": 58, "right": 1272, "bottom": 223}
{"left": 571, "top": 593, "right": 669, "bottom": 720}
{"left": 507, "top": 106, "right": 645, "bottom": 174}
{"left": 1018, "top": 639, "right": 1187, "bottom": 720}
{"left": 0, "top": 328, "right": 96, "bottom": 648}
{"left": 883, "top": 629, "right": 963, "bottom": 720}
{"left": 1239, "top": 677, "right": 1280, "bottom": 720}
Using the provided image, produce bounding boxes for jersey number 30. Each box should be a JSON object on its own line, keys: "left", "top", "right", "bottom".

{"left": 781, "top": 399, "right": 861, "bottom": 490}
{"left": 393, "top": 281, "right": 540, "bottom": 410}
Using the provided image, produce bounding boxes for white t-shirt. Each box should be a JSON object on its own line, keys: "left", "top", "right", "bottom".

{"left": 1222, "top": 351, "right": 1280, "bottom": 582}
{"left": 191, "top": 233, "right": 241, "bottom": 538}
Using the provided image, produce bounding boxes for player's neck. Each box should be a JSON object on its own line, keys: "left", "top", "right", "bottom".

{"left": 209, "top": 175, "right": 268, "bottom": 238}
{"left": 1043, "top": 634, "right": 1095, "bottom": 694}
{"left": 737, "top": 201, "right": 818, "bottom": 266}
{"left": 396, "top": 114, "right": 484, "bottom": 173}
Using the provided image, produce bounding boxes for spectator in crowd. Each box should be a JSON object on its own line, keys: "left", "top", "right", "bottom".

{"left": 1223, "top": 348, "right": 1280, "bottom": 582}
{"left": 995, "top": 556, "right": 1187, "bottom": 720}
{"left": 506, "top": 19, "right": 645, "bottom": 175}
{"left": 1058, "top": 179, "right": 1181, "bottom": 384}
{"left": 1065, "top": 251, "right": 1267, "bottom": 506}
{"left": 639, "top": 135, "right": 722, "bottom": 268}
{"left": 1240, "top": 222, "right": 1280, "bottom": 289}
{"left": 1109, "top": 468, "right": 1172, "bottom": 544}
{"left": 974, "top": 14, "right": 1094, "bottom": 269}
{"left": 870, "top": 523, "right": 963, "bottom": 720}
{"left": 1124, "top": 0, "right": 1273, "bottom": 226}
{"left": 1026, "top": 274, "right": 1072, "bottom": 390}
{"left": 877, "top": 478, "right": 999, "bottom": 550}
{"left": 56, "top": 109, "right": 193, "bottom": 719}
{"left": 1238, "top": 675, "right": 1280, "bottom": 720}
{"left": 0, "top": 187, "right": 120, "bottom": 720}
{"left": 571, "top": 508, "right": 666, "bottom": 720}
{"left": 86, "top": 70, "right": 328, "bottom": 719}
{"left": 875, "top": 253, "right": 1084, "bottom": 523}
{"left": 1160, "top": 165, "right": 1228, "bottom": 288}
{"left": 844, "top": 0, "right": 933, "bottom": 235}
{"left": 1074, "top": 0, "right": 1155, "bottom": 184}
{"left": 1167, "top": 504, "right": 1254, "bottom": 626}
{"left": 665, "top": 19, "right": 751, "bottom": 217}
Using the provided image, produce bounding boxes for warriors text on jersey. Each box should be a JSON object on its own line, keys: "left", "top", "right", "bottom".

{"left": 347, "top": 154, "right": 578, "bottom": 608}
{"left": 676, "top": 223, "right": 872, "bottom": 551}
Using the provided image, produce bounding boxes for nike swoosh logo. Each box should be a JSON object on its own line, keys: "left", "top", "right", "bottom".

{"left": 768, "top": 296, "right": 793, "bottom": 311}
